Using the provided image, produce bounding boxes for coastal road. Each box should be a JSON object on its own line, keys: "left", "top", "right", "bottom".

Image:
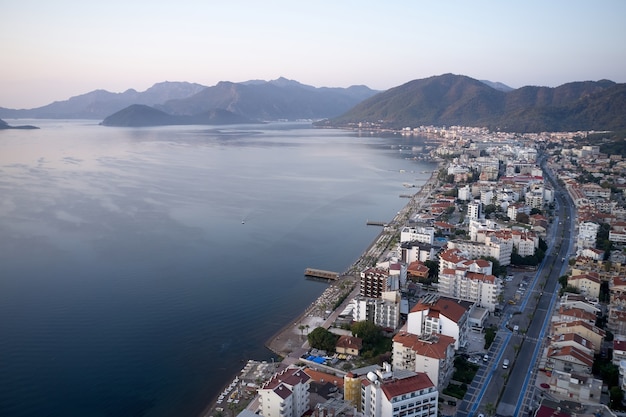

{"left": 457, "top": 155, "right": 574, "bottom": 417}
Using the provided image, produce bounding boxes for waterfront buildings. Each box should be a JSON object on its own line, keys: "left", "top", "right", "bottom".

{"left": 258, "top": 367, "right": 311, "bottom": 417}
{"left": 361, "top": 363, "right": 438, "bottom": 417}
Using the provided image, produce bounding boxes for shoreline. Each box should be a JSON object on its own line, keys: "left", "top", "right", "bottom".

{"left": 199, "top": 164, "right": 441, "bottom": 417}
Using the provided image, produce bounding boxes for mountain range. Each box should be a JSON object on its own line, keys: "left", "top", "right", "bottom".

{"left": 319, "top": 74, "right": 626, "bottom": 132}
{"left": 0, "top": 78, "right": 378, "bottom": 123}
{"left": 2, "top": 74, "right": 625, "bottom": 132}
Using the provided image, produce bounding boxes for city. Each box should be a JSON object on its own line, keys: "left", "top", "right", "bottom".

{"left": 209, "top": 127, "right": 626, "bottom": 417}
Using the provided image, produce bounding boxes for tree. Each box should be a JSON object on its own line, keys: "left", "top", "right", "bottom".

{"left": 424, "top": 260, "right": 439, "bottom": 279}
{"left": 307, "top": 327, "right": 338, "bottom": 352}
{"left": 516, "top": 212, "right": 530, "bottom": 224}
{"left": 610, "top": 386, "right": 624, "bottom": 410}
{"left": 351, "top": 321, "right": 381, "bottom": 346}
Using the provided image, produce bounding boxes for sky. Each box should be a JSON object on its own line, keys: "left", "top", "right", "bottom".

{"left": 2, "top": 0, "right": 626, "bottom": 109}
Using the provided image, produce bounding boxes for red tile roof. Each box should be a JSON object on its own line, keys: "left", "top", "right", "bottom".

{"left": 380, "top": 372, "right": 435, "bottom": 400}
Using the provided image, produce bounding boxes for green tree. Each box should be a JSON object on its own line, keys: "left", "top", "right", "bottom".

{"left": 424, "top": 260, "right": 439, "bottom": 279}
{"left": 351, "top": 321, "right": 381, "bottom": 346}
{"left": 307, "top": 327, "right": 339, "bottom": 352}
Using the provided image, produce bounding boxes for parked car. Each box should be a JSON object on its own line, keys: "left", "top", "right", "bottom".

{"left": 503, "top": 358, "right": 510, "bottom": 369}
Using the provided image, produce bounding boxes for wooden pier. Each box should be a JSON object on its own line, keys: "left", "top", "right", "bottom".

{"left": 304, "top": 268, "right": 339, "bottom": 281}
{"left": 366, "top": 220, "right": 387, "bottom": 226}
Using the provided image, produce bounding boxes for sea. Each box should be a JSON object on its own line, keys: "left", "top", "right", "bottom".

{"left": 0, "top": 120, "right": 436, "bottom": 417}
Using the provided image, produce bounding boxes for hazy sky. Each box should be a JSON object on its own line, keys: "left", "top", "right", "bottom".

{"left": 2, "top": 0, "right": 625, "bottom": 108}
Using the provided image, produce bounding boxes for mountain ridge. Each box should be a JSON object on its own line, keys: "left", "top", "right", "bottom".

{"left": 318, "top": 73, "right": 626, "bottom": 132}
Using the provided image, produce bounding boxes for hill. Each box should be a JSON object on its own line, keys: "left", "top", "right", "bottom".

{"left": 157, "top": 77, "right": 377, "bottom": 121}
{"left": 0, "top": 118, "right": 39, "bottom": 129}
{"left": 100, "top": 104, "right": 256, "bottom": 127}
{"left": 318, "top": 74, "right": 626, "bottom": 132}
{"left": 1, "top": 78, "right": 378, "bottom": 122}
{"left": 0, "top": 82, "right": 207, "bottom": 119}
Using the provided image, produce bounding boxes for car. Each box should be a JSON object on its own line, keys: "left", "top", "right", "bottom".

{"left": 513, "top": 325, "right": 519, "bottom": 332}
{"left": 503, "top": 358, "right": 510, "bottom": 369}
{"left": 483, "top": 354, "right": 489, "bottom": 362}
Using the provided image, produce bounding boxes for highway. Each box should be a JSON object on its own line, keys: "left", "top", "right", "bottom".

{"left": 456, "top": 154, "right": 576, "bottom": 417}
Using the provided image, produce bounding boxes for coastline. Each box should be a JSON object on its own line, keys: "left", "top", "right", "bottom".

{"left": 199, "top": 164, "right": 441, "bottom": 417}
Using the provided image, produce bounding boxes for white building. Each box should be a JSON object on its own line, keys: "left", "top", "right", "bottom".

{"left": 361, "top": 363, "right": 438, "bottom": 417}
{"left": 353, "top": 291, "right": 402, "bottom": 330}
{"left": 437, "top": 269, "right": 502, "bottom": 312}
{"left": 406, "top": 294, "right": 469, "bottom": 350}
{"left": 258, "top": 367, "right": 311, "bottom": 417}
{"left": 446, "top": 238, "right": 512, "bottom": 266}
{"left": 400, "top": 226, "right": 435, "bottom": 245}
{"left": 392, "top": 332, "right": 456, "bottom": 389}
{"left": 577, "top": 222, "right": 600, "bottom": 253}
{"left": 457, "top": 184, "right": 472, "bottom": 201}
{"left": 467, "top": 201, "right": 481, "bottom": 221}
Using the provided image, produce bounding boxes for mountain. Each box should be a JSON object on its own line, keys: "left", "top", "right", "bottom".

{"left": 100, "top": 104, "right": 256, "bottom": 127}
{"left": 480, "top": 80, "right": 514, "bottom": 92}
{"left": 0, "top": 78, "right": 377, "bottom": 122}
{"left": 0, "top": 118, "right": 39, "bottom": 129}
{"left": 0, "top": 82, "right": 207, "bottom": 119}
{"left": 319, "top": 74, "right": 626, "bottom": 132}
{"left": 156, "top": 77, "right": 378, "bottom": 121}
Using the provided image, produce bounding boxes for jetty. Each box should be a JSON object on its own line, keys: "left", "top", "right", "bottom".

{"left": 304, "top": 268, "right": 339, "bottom": 280}
{"left": 366, "top": 220, "right": 387, "bottom": 226}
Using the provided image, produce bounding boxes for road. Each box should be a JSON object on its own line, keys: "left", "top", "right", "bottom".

{"left": 456, "top": 155, "right": 576, "bottom": 417}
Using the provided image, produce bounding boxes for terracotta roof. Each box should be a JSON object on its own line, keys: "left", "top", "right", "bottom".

{"left": 303, "top": 368, "right": 344, "bottom": 388}
{"left": 614, "top": 340, "right": 626, "bottom": 352}
{"left": 568, "top": 273, "right": 600, "bottom": 284}
{"left": 263, "top": 367, "right": 311, "bottom": 390}
{"left": 558, "top": 307, "right": 597, "bottom": 322}
{"left": 466, "top": 271, "right": 496, "bottom": 283}
{"left": 380, "top": 372, "right": 435, "bottom": 400}
{"left": 552, "top": 333, "right": 594, "bottom": 351}
{"left": 409, "top": 296, "right": 468, "bottom": 323}
{"left": 336, "top": 335, "right": 363, "bottom": 350}
{"left": 547, "top": 345, "right": 593, "bottom": 367}
{"left": 273, "top": 384, "right": 292, "bottom": 399}
{"left": 554, "top": 320, "right": 606, "bottom": 337}
{"left": 393, "top": 332, "right": 455, "bottom": 359}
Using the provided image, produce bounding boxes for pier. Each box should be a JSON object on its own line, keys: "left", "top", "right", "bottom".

{"left": 366, "top": 220, "right": 387, "bottom": 226}
{"left": 304, "top": 268, "right": 339, "bottom": 280}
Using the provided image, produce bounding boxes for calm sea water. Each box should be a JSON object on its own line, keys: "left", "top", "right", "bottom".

{"left": 0, "top": 120, "right": 435, "bottom": 417}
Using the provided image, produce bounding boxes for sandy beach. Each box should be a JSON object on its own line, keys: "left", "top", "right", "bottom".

{"left": 200, "top": 167, "right": 441, "bottom": 417}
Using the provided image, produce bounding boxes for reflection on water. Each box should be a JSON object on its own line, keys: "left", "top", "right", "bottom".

{"left": 0, "top": 121, "right": 435, "bottom": 417}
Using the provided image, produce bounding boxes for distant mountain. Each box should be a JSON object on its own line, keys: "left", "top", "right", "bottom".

{"left": 100, "top": 104, "right": 256, "bottom": 127}
{"left": 157, "top": 77, "right": 378, "bottom": 121}
{"left": 0, "top": 118, "right": 39, "bottom": 129}
{"left": 0, "top": 81, "right": 207, "bottom": 119}
{"left": 0, "top": 78, "right": 378, "bottom": 123}
{"left": 480, "top": 80, "right": 514, "bottom": 92}
{"left": 319, "top": 74, "right": 626, "bottom": 132}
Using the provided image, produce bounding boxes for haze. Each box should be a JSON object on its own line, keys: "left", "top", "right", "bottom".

{"left": 2, "top": 0, "right": 625, "bottom": 109}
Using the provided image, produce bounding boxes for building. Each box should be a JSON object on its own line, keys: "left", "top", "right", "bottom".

{"left": 552, "top": 320, "right": 605, "bottom": 354}
{"left": 352, "top": 291, "right": 402, "bottom": 330}
{"left": 391, "top": 332, "right": 456, "bottom": 389}
{"left": 336, "top": 335, "right": 363, "bottom": 356}
{"left": 406, "top": 294, "right": 469, "bottom": 350}
{"left": 258, "top": 367, "right": 311, "bottom": 417}
{"left": 400, "top": 226, "right": 435, "bottom": 245}
{"left": 437, "top": 268, "right": 501, "bottom": 312}
{"left": 467, "top": 201, "right": 481, "bottom": 221}
{"left": 567, "top": 273, "right": 601, "bottom": 299}
{"left": 360, "top": 268, "right": 398, "bottom": 299}
{"left": 361, "top": 363, "right": 438, "bottom": 417}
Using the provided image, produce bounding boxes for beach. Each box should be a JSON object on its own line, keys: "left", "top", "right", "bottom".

{"left": 200, "top": 166, "right": 441, "bottom": 417}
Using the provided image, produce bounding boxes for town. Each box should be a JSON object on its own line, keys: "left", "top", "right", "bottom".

{"left": 207, "top": 126, "right": 626, "bottom": 417}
